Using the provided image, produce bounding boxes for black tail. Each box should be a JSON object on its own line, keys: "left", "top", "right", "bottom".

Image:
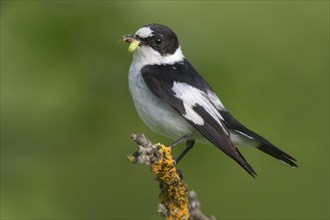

{"left": 257, "top": 143, "right": 298, "bottom": 167}
{"left": 220, "top": 111, "right": 298, "bottom": 168}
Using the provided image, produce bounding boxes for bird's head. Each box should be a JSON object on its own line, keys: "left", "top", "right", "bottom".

{"left": 123, "top": 24, "right": 184, "bottom": 65}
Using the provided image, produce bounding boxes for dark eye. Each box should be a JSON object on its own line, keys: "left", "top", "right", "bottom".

{"left": 155, "top": 38, "right": 162, "bottom": 45}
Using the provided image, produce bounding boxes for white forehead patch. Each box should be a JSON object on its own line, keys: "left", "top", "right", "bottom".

{"left": 135, "top": 27, "right": 154, "bottom": 39}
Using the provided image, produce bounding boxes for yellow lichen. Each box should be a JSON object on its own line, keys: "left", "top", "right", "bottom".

{"left": 151, "top": 144, "right": 189, "bottom": 220}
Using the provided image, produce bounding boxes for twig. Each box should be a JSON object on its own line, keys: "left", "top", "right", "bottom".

{"left": 188, "top": 191, "right": 216, "bottom": 220}
{"left": 128, "top": 133, "right": 216, "bottom": 220}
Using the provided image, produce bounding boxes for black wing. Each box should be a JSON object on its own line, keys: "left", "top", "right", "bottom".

{"left": 141, "top": 59, "right": 257, "bottom": 177}
{"left": 220, "top": 110, "right": 297, "bottom": 167}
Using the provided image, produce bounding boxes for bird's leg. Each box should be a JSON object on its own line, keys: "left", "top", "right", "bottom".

{"left": 175, "top": 140, "right": 195, "bottom": 164}
{"left": 169, "top": 134, "right": 192, "bottom": 148}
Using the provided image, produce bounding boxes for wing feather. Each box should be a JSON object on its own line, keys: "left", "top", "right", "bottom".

{"left": 192, "top": 105, "right": 256, "bottom": 177}
{"left": 141, "top": 60, "right": 257, "bottom": 177}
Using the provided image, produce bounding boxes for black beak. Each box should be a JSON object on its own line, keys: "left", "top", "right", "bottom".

{"left": 123, "top": 35, "right": 141, "bottom": 43}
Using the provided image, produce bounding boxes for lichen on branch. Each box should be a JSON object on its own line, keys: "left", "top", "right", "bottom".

{"left": 128, "top": 133, "right": 189, "bottom": 220}
{"left": 128, "top": 133, "right": 216, "bottom": 220}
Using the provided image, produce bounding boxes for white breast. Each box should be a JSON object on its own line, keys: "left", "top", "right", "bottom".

{"left": 128, "top": 57, "right": 195, "bottom": 140}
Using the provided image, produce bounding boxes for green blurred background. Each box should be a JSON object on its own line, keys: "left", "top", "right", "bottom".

{"left": 1, "top": 1, "right": 329, "bottom": 219}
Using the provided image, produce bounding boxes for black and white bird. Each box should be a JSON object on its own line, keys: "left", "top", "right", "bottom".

{"left": 123, "top": 23, "right": 297, "bottom": 177}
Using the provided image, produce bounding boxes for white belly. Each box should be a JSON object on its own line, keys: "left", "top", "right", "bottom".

{"left": 128, "top": 66, "right": 195, "bottom": 140}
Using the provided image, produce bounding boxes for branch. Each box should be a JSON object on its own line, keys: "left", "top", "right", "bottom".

{"left": 188, "top": 191, "right": 216, "bottom": 220}
{"left": 128, "top": 133, "right": 216, "bottom": 220}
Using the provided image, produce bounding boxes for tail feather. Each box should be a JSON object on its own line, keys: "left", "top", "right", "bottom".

{"left": 257, "top": 143, "right": 298, "bottom": 167}
{"left": 219, "top": 110, "right": 298, "bottom": 168}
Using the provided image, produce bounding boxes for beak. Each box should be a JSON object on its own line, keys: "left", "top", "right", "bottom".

{"left": 123, "top": 35, "right": 139, "bottom": 43}
{"left": 123, "top": 35, "right": 141, "bottom": 53}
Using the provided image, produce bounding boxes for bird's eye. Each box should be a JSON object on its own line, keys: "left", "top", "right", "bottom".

{"left": 155, "top": 38, "right": 162, "bottom": 45}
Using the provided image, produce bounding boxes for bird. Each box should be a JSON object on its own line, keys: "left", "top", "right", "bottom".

{"left": 123, "top": 23, "right": 297, "bottom": 177}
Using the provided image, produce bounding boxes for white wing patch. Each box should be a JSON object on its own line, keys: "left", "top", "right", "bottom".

{"left": 136, "top": 27, "right": 154, "bottom": 39}
{"left": 182, "top": 103, "right": 204, "bottom": 125}
{"left": 172, "top": 82, "right": 228, "bottom": 135}
{"left": 207, "top": 90, "right": 225, "bottom": 111}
